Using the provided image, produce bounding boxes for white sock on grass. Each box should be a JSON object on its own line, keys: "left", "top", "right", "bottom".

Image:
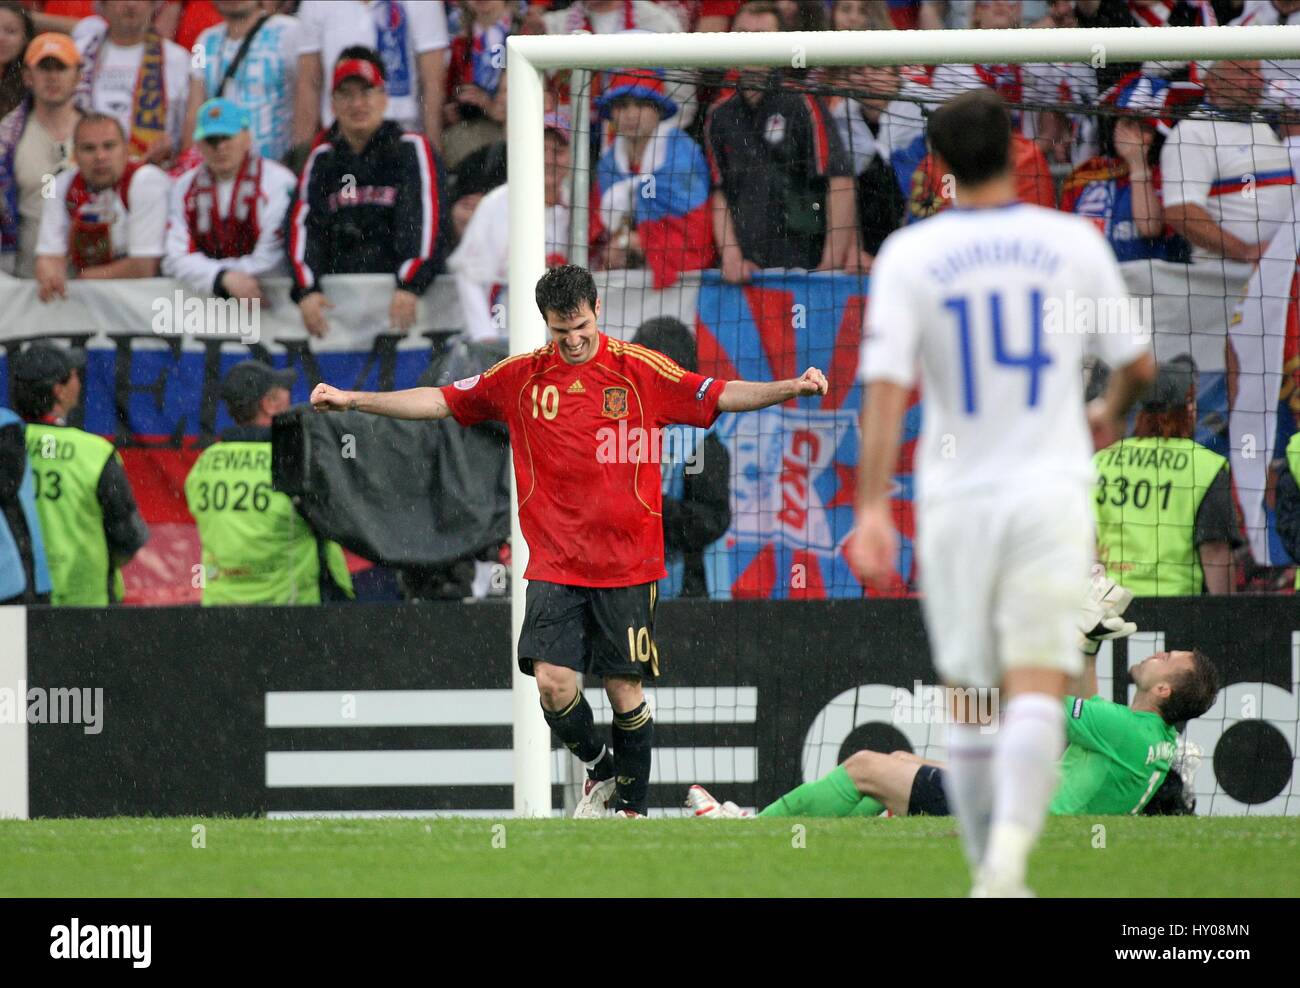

{"left": 984, "top": 692, "right": 1064, "bottom": 889}
{"left": 943, "top": 722, "right": 996, "bottom": 878}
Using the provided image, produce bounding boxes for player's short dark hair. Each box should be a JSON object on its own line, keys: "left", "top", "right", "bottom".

{"left": 1159, "top": 648, "right": 1221, "bottom": 726}
{"left": 535, "top": 265, "right": 598, "bottom": 321}
{"left": 338, "top": 45, "right": 387, "bottom": 82}
{"left": 926, "top": 88, "right": 1012, "bottom": 187}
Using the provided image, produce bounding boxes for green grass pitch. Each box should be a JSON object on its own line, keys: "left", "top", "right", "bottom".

{"left": 1, "top": 816, "right": 1297, "bottom": 897}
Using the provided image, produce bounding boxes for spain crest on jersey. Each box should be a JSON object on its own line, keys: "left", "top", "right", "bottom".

{"left": 602, "top": 386, "right": 629, "bottom": 419}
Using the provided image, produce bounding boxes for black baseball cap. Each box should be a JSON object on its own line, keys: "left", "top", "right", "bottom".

{"left": 1141, "top": 354, "right": 1197, "bottom": 412}
{"left": 12, "top": 342, "right": 85, "bottom": 385}
{"left": 220, "top": 360, "right": 297, "bottom": 409}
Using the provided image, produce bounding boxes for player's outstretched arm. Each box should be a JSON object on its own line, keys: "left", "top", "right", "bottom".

{"left": 716, "top": 367, "right": 828, "bottom": 413}
{"left": 310, "top": 383, "right": 452, "bottom": 421}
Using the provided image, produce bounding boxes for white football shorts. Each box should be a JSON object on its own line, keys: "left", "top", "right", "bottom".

{"left": 916, "top": 482, "right": 1092, "bottom": 688}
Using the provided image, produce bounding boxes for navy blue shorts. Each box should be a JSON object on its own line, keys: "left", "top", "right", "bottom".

{"left": 517, "top": 580, "right": 660, "bottom": 680}
{"left": 908, "top": 764, "right": 951, "bottom": 816}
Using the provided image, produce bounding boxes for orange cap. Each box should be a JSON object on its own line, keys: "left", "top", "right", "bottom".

{"left": 24, "top": 33, "right": 80, "bottom": 69}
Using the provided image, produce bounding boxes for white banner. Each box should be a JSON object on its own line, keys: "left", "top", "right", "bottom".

{"left": 0, "top": 268, "right": 700, "bottom": 351}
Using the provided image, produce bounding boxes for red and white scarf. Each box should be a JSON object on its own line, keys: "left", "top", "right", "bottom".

{"left": 183, "top": 153, "right": 263, "bottom": 260}
{"left": 64, "top": 159, "right": 143, "bottom": 271}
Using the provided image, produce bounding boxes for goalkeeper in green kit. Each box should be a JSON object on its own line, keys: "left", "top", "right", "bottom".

{"left": 688, "top": 580, "right": 1222, "bottom": 819}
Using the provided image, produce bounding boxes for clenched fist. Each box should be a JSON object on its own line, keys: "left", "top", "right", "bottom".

{"left": 310, "top": 382, "right": 356, "bottom": 412}
{"left": 847, "top": 503, "right": 898, "bottom": 587}
{"left": 794, "top": 367, "right": 830, "bottom": 397}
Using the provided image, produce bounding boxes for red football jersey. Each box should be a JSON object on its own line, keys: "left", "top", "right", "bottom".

{"left": 442, "top": 334, "right": 726, "bottom": 587}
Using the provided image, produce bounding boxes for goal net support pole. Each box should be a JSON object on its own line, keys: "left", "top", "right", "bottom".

{"left": 507, "top": 35, "right": 552, "bottom": 818}
{"left": 504, "top": 24, "right": 1300, "bottom": 816}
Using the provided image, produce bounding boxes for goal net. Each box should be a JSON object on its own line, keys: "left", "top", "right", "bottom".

{"left": 506, "top": 26, "right": 1300, "bottom": 817}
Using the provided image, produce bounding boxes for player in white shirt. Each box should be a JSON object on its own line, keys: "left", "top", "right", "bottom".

{"left": 293, "top": 0, "right": 449, "bottom": 149}
{"left": 185, "top": 1, "right": 301, "bottom": 163}
{"left": 847, "top": 90, "right": 1156, "bottom": 897}
{"left": 34, "top": 112, "right": 170, "bottom": 302}
{"left": 163, "top": 98, "right": 296, "bottom": 299}
{"left": 72, "top": 4, "right": 190, "bottom": 166}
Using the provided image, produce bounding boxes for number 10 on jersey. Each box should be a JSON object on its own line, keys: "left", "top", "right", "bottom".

{"left": 531, "top": 384, "right": 559, "bottom": 420}
{"left": 943, "top": 290, "right": 1052, "bottom": 415}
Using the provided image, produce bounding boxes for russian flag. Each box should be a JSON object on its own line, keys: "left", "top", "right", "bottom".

{"left": 595, "top": 123, "right": 715, "bottom": 289}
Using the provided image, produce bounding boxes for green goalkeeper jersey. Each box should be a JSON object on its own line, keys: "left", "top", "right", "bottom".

{"left": 1050, "top": 695, "right": 1178, "bottom": 816}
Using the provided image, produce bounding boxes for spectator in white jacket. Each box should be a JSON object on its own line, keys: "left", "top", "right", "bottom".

{"left": 163, "top": 98, "right": 295, "bottom": 301}
{"left": 448, "top": 111, "right": 570, "bottom": 341}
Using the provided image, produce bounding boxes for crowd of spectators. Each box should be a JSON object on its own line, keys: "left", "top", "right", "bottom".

{"left": 0, "top": 3, "right": 1288, "bottom": 318}
{"left": 0, "top": 0, "right": 1297, "bottom": 603}
{"left": 0, "top": 0, "right": 1287, "bottom": 341}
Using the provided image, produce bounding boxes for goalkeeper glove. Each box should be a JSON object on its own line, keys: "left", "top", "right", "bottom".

{"left": 1078, "top": 575, "right": 1136, "bottom": 656}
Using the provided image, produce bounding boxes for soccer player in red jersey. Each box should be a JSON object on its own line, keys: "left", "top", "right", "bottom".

{"left": 311, "top": 265, "right": 828, "bottom": 816}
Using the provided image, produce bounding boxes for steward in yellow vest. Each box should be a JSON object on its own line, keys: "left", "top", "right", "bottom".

{"left": 1276, "top": 432, "right": 1300, "bottom": 591}
{"left": 1093, "top": 355, "right": 1241, "bottom": 596}
{"left": 186, "top": 360, "right": 353, "bottom": 605}
{"left": 13, "top": 343, "right": 149, "bottom": 605}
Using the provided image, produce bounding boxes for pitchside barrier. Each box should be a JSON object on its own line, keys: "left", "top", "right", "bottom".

{"left": 0, "top": 596, "right": 1294, "bottom": 819}
{"left": 0, "top": 266, "right": 1268, "bottom": 604}
{"left": 0, "top": 267, "right": 897, "bottom": 604}
{"left": 1, "top": 269, "right": 883, "bottom": 604}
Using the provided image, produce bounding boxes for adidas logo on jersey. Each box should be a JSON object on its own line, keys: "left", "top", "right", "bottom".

{"left": 567, "top": 379, "right": 586, "bottom": 394}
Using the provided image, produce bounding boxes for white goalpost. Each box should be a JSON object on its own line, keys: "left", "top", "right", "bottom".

{"left": 504, "top": 24, "right": 1300, "bottom": 817}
